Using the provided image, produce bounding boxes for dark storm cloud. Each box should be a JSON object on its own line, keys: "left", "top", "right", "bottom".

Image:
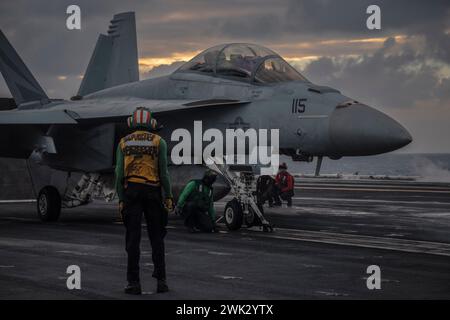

{"left": 435, "top": 77, "right": 450, "bottom": 101}
{"left": 285, "top": 0, "right": 450, "bottom": 36}
{"left": 146, "top": 61, "right": 185, "bottom": 79}
{"left": 0, "top": 0, "right": 288, "bottom": 98}
{"left": 423, "top": 30, "right": 450, "bottom": 64}
{"left": 302, "top": 37, "right": 449, "bottom": 109}
{"left": 0, "top": 0, "right": 448, "bottom": 81}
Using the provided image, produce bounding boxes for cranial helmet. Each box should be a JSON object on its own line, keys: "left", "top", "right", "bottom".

{"left": 202, "top": 169, "right": 218, "bottom": 187}
{"left": 279, "top": 162, "right": 288, "bottom": 170}
{"left": 127, "top": 107, "right": 158, "bottom": 130}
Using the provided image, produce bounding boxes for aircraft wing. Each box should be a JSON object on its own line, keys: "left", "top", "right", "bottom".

{"left": 0, "top": 97, "right": 250, "bottom": 159}
{"left": 69, "top": 97, "right": 250, "bottom": 123}
{"left": 0, "top": 98, "right": 250, "bottom": 125}
{"left": 0, "top": 108, "right": 78, "bottom": 124}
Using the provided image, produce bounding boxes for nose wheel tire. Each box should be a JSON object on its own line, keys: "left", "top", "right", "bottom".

{"left": 37, "top": 187, "right": 61, "bottom": 222}
{"left": 224, "top": 198, "right": 243, "bottom": 230}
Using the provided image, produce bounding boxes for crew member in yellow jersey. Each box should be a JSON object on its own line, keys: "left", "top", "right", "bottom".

{"left": 115, "top": 107, "right": 173, "bottom": 295}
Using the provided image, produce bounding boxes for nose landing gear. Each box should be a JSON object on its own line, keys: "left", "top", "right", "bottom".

{"left": 211, "top": 162, "right": 274, "bottom": 232}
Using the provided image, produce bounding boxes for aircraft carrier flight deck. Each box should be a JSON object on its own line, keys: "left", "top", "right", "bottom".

{"left": 1, "top": 177, "right": 449, "bottom": 299}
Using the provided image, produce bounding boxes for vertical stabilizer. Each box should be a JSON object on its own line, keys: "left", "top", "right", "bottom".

{"left": 78, "top": 12, "right": 139, "bottom": 96}
{"left": 0, "top": 30, "right": 48, "bottom": 106}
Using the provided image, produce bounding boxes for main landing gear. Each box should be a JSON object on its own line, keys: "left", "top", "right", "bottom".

{"left": 37, "top": 186, "right": 61, "bottom": 222}
{"left": 34, "top": 173, "right": 115, "bottom": 222}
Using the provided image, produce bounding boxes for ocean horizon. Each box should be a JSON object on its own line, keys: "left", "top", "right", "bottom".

{"left": 283, "top": 153, "right": 450, "bottom": 182}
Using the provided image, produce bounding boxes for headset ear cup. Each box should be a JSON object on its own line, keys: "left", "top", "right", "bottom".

{"left": 150, "top": 118, "right": 157, "bottom": 130}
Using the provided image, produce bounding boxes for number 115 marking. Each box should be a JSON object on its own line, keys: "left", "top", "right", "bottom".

{"left": 292, "top": 98, "right": 306, "bottom": 113}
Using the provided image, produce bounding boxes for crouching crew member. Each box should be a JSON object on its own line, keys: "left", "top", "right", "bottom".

{"left": 115, "top": 107, "right": 173, "bottom": 295}
{"left": 256, "top": 175, "right": 276, "bottom": 207}
{"left": 176, "top": 170, "right": 217, "bottom": 233}
{"left": 273, "top": 162, "right": 295, "bottom": 207}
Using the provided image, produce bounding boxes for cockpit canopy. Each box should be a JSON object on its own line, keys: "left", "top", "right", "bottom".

{"left": 176, "top": 43, "right": 308, "bottom": 84}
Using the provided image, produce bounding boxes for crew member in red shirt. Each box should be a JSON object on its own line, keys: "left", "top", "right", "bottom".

{"left": 273, "top": 162, "right": 295, "bottom": 207}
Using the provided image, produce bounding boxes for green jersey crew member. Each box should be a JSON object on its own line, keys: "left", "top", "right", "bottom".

{"left": 177, "top": 170, "right": 217, "bottom": 233}
{"left": 115, "top": 107, "right": 173, "bottom": 295}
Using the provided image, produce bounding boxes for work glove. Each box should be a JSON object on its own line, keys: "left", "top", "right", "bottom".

{"left": 118, "top": 201, "right": 124, "bottom": 221}
{"left": 164, "top": 198, "right": 174, "bottom": 212}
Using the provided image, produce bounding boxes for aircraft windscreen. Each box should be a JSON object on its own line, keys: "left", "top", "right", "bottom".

{"left": 178, "top": 44, "right": 227, "bottom": 74}
{"left": 254, "top": 57, "right": 307, "bottom": 84}
{"left": 177, "top": 43, "right": 307, "bottom": 83}
{"left": 215, "top": 44, "right": 275, "bottom": 79}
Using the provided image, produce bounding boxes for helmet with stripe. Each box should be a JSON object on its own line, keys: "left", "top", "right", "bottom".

{"left": 127, "top": 107, "right": 158, "bottom": 130}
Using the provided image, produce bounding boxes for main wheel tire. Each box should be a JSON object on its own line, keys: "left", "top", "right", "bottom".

{"left": 37, "top": 187, "right": 61, "bottom": 222}
{"left": 224, "top": 198, "right": 243, "bottom": 230}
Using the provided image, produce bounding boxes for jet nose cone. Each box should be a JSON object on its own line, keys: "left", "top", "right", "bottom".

{"left": 329, "top": 104, "right": 412, "bottom": 156}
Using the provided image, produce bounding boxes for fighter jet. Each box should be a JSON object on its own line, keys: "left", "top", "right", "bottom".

{"left": 0, "top": 12, "right": 412, "bottom": 222}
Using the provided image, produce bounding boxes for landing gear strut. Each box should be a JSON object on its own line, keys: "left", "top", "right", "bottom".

{"left": 315, "top": 156, "right": 323, "bottom": 177}
{"left": 33, "top": 173, "right": 114, "bottom": 222}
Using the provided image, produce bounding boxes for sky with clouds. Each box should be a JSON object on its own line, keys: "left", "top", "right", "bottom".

{"left": 0, "top": 0, "right": 449, "bottom": 152}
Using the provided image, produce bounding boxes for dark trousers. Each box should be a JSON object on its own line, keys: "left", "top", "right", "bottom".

{"left": 257, "top": 186, "right": 275, "bottom": 206}
{"left": 182, "top": 202, "right": 214, "bottom": 232}
{"left": 273, "top": 187, "right": 294, "bottom": 207}
{"left": 123, "top": 182, "right": 167, "bottom": 283}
